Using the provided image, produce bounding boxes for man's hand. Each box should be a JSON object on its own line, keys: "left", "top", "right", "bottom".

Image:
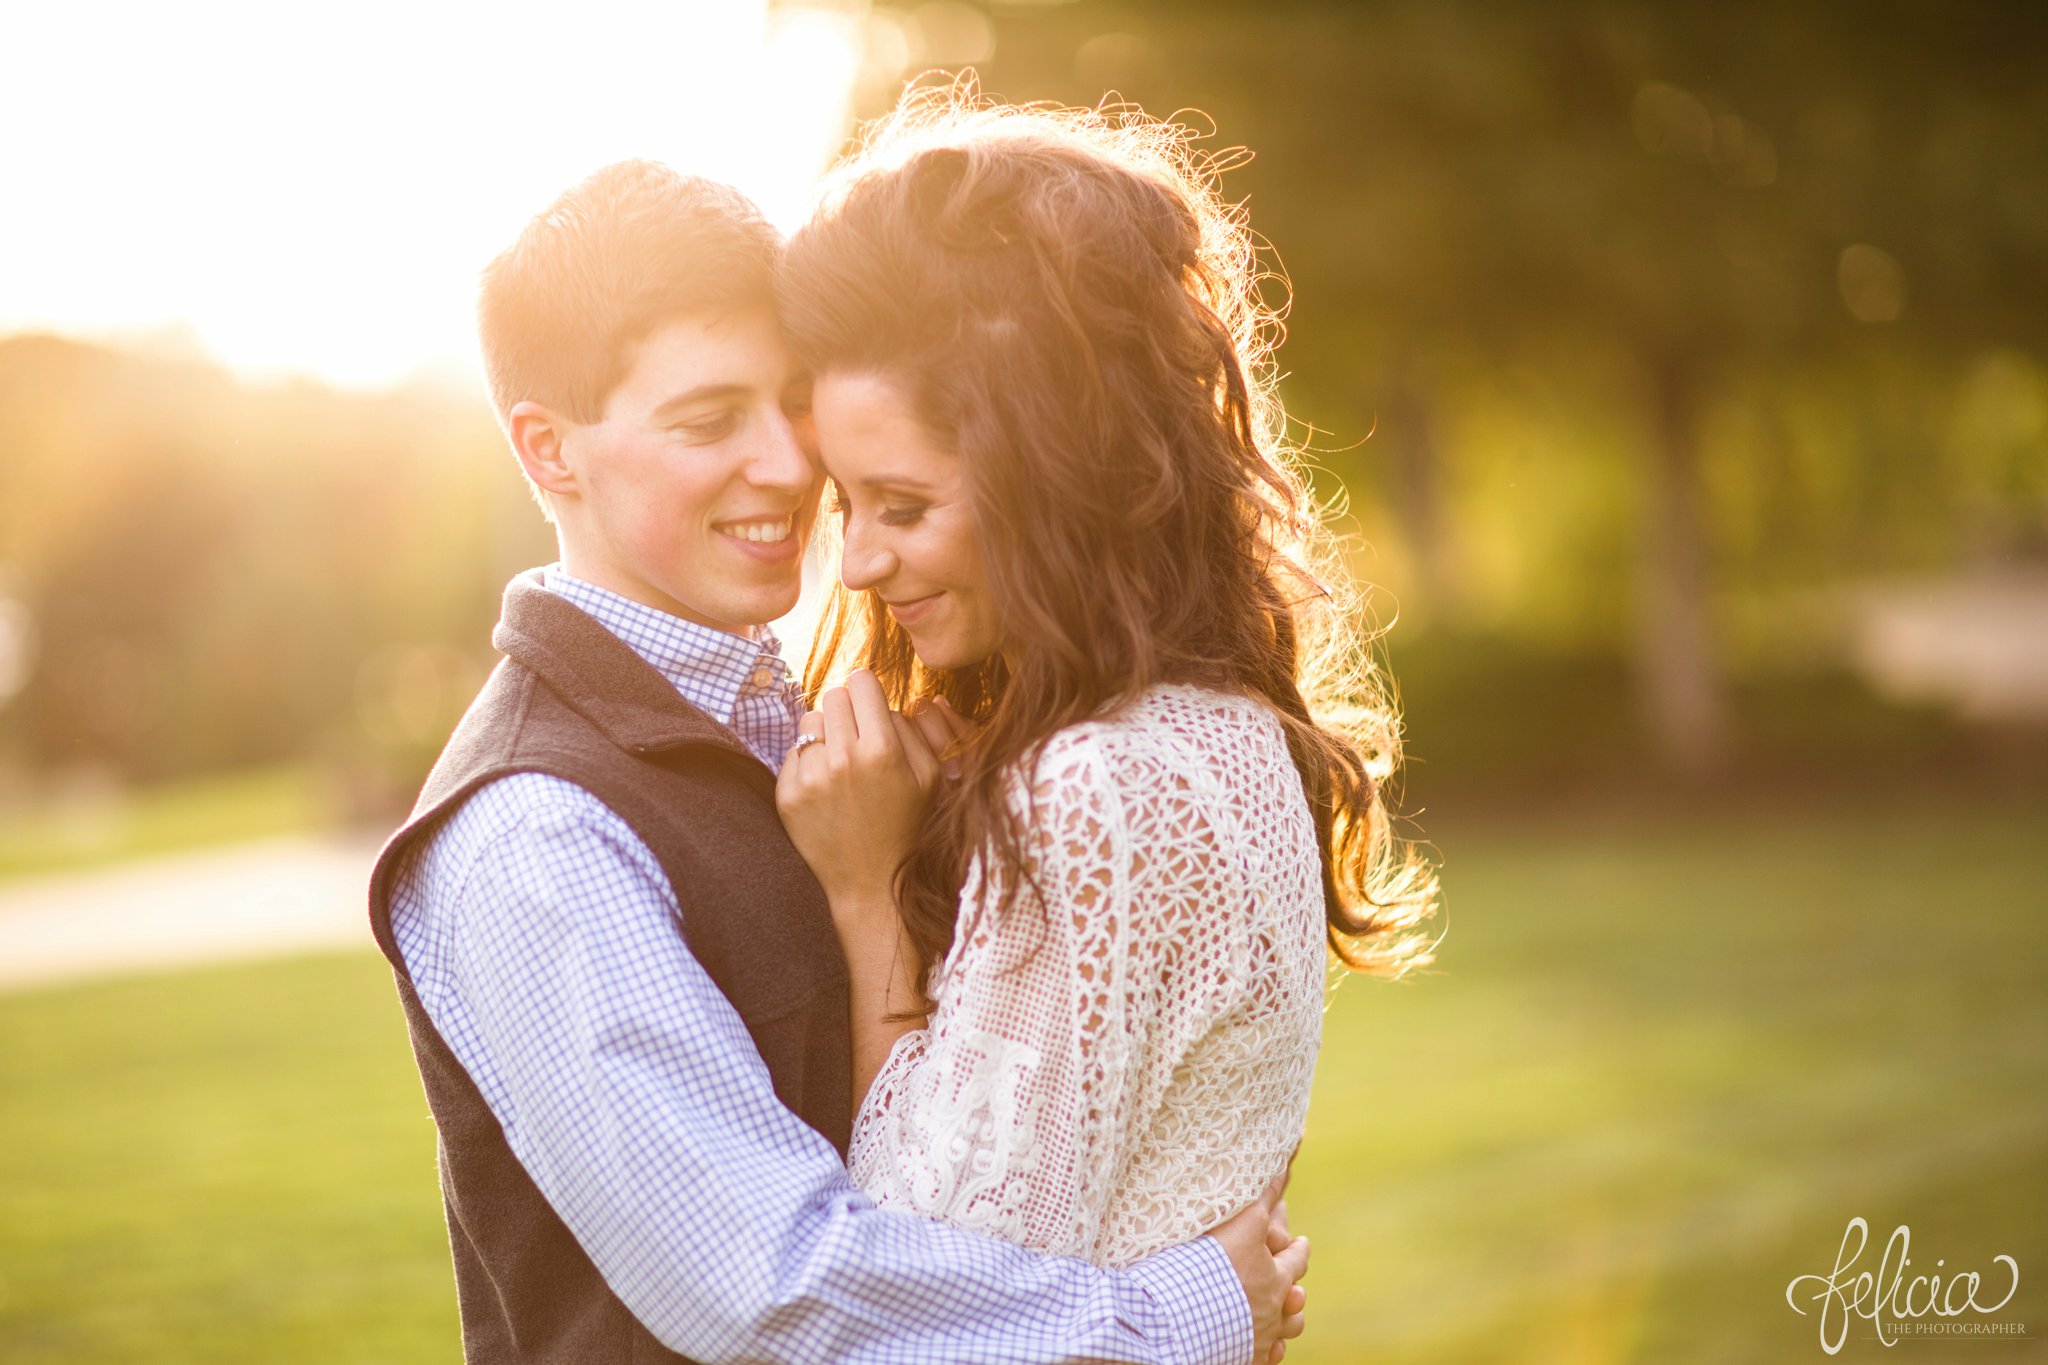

{"left": 1210, "top": 1172, "right": 1309, "bottom": 1364}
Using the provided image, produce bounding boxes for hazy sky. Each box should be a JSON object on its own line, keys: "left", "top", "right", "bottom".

{"left": 0, "top": 0, "right": 861, "bottom": 389}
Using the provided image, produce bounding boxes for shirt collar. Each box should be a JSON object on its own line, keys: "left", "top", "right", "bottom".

{"left": 540, "top": 565, "right": 787, "bottom": 729}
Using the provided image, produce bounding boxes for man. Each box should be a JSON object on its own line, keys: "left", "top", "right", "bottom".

{"left": 367, "top": 160, "right": 1308, "bottom": 1364}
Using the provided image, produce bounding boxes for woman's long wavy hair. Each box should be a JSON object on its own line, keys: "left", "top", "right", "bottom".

{"left": 778, "top": 81, "right": 1439, "bottom": 1007}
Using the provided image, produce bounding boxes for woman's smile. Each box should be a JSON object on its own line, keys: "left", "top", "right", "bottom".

{"left": 811, "top": 369, "right": 1003, "bottom": 671}
{"left": 884, "top": 592, "right": 943, "bottom": 627}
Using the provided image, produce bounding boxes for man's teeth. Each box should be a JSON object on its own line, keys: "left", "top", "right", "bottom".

{"left": 721, "top": 517, "right": 792, "bottom": 544}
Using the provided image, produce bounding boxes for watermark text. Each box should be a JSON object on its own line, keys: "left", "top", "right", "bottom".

{"left": 1784, "top": 1218, "right": 2019, "bottom": 1354}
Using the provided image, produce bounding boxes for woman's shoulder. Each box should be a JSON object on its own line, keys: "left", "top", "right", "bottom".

{"left": 1019, "top": 683, "right": 1289, "bottom": 803}
{"left": 1050, "top": 681, "right": 1283, "bottom": 752}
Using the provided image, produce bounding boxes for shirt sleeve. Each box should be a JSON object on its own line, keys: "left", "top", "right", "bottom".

{"left": 847, "top": 731, "right": 1252, "bottom": 1264}
{"left": 391, "top": 772, "right": 1252, "bottom": 1365}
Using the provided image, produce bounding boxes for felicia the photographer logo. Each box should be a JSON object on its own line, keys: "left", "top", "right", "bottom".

{"left": 1785, "top": 1217, "right": 2022, "bottom": 1353}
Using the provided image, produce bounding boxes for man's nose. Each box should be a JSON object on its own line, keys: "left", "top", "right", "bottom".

{"left": 746, "top": 409, "right": 816, "bottom": 492}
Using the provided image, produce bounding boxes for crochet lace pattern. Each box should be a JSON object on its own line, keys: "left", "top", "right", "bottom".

{"left": 849, "top": 683, "right": 1327, "bottom": 1267}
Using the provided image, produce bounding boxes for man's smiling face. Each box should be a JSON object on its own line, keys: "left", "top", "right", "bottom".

{"left": 555, "top": 308, "right": 819, "bottom": 636}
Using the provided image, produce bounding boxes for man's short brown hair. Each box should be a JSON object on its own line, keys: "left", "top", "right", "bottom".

{"left": 478, "top": 160, "right": 781, "bottom": 427}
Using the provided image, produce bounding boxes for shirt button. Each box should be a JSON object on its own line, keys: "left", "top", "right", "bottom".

{"left": 747, "top": 665, "right": 777, "bottom": 691}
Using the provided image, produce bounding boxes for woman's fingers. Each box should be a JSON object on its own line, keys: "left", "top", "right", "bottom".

{"left": 845, "top": 670, "right": 897, "bottom": 757}
{"left": 775, "top": 683, "right": 930, "bottom": 908}
{"left": 930, "top": 694, "right": 977, "bottom": 743}
{"left": 785, "top": 711, "right": 825, "bottom": 779}
{"left": 906, "top": 700, "right": 956, "bottom": 760}
{"left": 804, "top": 676, "right": 954, "bottom": 795}
{"left": 775, "top": 735, "right": 803, "bottom": 807}
{"left": 820, "top": 685, "right": 858, "bottom": 758}
{"left": 890, "top": 711, "right": 943, "bottom": 790}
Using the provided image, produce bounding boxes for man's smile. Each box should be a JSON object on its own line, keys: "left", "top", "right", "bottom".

{"left": 714, "top": 514, "right": 795, "bottom": 545}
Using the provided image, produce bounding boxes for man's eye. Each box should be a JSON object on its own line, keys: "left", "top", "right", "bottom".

{"left": 676, "top": 412, "right": 738, "bottom": 441}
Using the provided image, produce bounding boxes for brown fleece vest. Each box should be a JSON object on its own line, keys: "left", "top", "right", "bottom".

{"left": 366, "top": 571, "right": 850, "bottom": 1363}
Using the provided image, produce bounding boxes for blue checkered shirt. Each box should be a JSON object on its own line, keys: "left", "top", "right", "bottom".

{"left": 545, "top": 567, "right": 807, "bottom": 766}
{"left": 387, "top": 569, "right": 1250, "bottom": 1365}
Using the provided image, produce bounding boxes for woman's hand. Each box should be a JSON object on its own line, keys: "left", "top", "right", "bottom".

{"left": 901, "top": 693, "right": 977, "bottom": 778}
{"left": 776, "top": 669, "right": 940, "bottom": 917}
{"left": 777, "top": 670, "right": 946, "bottom": 1113}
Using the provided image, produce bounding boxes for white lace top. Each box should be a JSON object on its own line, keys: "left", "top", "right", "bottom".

{"left": 847, "top": 683, "right": 1328, "bottom": 1267}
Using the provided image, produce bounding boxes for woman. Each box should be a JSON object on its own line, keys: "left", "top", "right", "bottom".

{"left": 774, "top": 86, "right": 1439, "bottom": 1268}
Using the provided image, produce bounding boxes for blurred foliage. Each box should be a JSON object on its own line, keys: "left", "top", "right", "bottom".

{"left": 3, "top": 0, "right": 2046, "bottom": 801}
{"left": 854, "top": 0, "right": 2048, "bottom": 775}
{"left": 0, "top": 334, "right": 550, "bottom": 808}
{"left": 921, "top": 0, "right": 2048, "bottom": 589}
{"left": 0, "top": 765, "right": 326, "bottom": 884}
{"left": 3, "top": 798, "right": 2041, "bottom": 1361}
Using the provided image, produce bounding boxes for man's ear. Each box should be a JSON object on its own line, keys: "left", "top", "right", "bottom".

{"left": 508, "top": 400, "right": 578, "bottom": 499}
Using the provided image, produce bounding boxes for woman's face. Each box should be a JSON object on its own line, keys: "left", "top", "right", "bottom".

{"left": 811, "top": 370, "right": 1002, "bottom": 670}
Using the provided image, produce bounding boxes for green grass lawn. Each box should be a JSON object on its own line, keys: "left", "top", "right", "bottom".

{"left": 1, "top": 797, "right": 2042, "bottom": 1363}
{"left": 0, "top": 766, "right": 331, "bottom": 884}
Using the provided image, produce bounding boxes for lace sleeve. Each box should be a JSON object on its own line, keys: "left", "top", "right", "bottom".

{"left": 847, "top": 726, "right": 1251, "bottom": 1262}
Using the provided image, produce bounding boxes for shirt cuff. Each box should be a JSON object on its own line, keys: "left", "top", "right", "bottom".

{"left": 1125, "top": 1234, "right": 1252, "bottom": 1365}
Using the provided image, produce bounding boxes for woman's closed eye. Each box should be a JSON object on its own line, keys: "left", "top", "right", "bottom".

{"left": 829, "top": 489, "right": 927, "bottom": 527}
{"left": 878, "top": 502, "right": 927, "bottom": 527}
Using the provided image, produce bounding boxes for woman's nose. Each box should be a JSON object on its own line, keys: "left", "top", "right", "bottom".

{"left": 840, "top": 517, "right": 896, "bottom": 592}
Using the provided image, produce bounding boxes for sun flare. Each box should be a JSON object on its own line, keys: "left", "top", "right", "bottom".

{"left": 0, "top": 0, "right": 863, "bottom": 390}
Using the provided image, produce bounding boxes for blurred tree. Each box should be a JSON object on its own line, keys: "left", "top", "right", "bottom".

{"left": 841, "top": 0, "right": 2048, "bottom": 776}
{"left": 0, "top": 335, "right": 547, "bottom": 791}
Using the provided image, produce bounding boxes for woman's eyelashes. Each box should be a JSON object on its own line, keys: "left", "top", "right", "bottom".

{"left": 827, "top": 488, "right": 927, "bottom": 527}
